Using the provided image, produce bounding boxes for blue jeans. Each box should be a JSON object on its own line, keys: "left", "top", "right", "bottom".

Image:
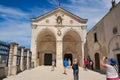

{"left": 73, "top": 70, "right": 79, "bottom": 80}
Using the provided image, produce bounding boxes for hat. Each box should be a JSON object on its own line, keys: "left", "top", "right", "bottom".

{"left": 107, "top": 58, "right": 117, "bottom": 65}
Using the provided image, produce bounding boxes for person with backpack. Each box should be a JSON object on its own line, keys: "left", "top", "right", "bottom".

{"left": 72, "top": 58, "right": 79, "bottom": 80}
{"left": 101, "top": 56, "right": 119, "bottom": 80}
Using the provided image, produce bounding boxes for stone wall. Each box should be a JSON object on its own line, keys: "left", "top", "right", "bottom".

{"left": 0, "top": 67, "right": 8, "bottom": 79}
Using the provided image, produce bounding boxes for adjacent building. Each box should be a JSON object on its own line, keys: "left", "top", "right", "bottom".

{"left": 87, "top": 2, "right": 120, "bottom": 71}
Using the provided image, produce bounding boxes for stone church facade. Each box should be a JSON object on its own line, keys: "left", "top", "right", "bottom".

{"left": 30, "top": 7, "right": 87, "bottom": 67}
{"left": 87, "top": 2, "right": 120, "bottom": 71}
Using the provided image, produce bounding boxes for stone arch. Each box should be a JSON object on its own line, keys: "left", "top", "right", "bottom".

{"left": 62, "top": 29, "right": 82, "bottom": 66}
{"left": 36, "top": 28, "right": 57, "bottom": 41}
{"left": 108, "top": 35, "right": 120, "bottom": 71}
{"left": 95, "top": 53, "right": 100, "bottom": 70}
{"left": 108, "top": 35, "right": 120, "bottom": 55}
{"left": 36, "top": 28, "right": 56, "bottom": 66}
{"left": 62, "top": 28, "right": 83, "bottom": 41}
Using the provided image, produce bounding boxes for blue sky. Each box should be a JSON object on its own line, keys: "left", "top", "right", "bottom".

{"left": 0, "top": 0, "right": 120, "bottom": 48}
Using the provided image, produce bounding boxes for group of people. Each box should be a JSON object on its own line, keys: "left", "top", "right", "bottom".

{"left": 84, "top": 57, "right": 120, "bottom": 80}
{"left": 83, "top": 58, "right": 94, "bottom": 71}
{"left": 51, "top": 56, "right": 120, "bottom": 80}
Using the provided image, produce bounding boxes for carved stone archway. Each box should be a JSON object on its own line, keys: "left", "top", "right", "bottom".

{"left": 63, "top": 30, "right": 82, "bottom": 66}
{"left": 36, "top": 29, "right": 56, "bottom": 66}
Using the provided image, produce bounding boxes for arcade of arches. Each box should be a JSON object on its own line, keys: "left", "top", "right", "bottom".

{"left": 36, "top": 29, "right": 82, "bottom": 66}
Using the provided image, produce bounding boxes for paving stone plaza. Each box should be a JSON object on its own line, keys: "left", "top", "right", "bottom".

{"left": 3, "top": 66, "right": 105, "bottom": 80}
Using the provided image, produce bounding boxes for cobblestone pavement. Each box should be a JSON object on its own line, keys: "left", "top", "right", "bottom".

{"left": 3, "top": 66, "right": 105, "bottom": 80}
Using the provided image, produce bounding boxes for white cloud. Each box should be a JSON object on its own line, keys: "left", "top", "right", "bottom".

{"left": 29, "top": 7, "right": 50, "bottom": 18}
{"left": 47, "top": 0, "right": 58, "bottom": 6}
{"left": 0, "top": 5, "right": 29, "bottom": 19}
{"left": 0, "top": 4, "right": 51, "bottom": 48}
{"left": 0, "top": 5, "right": 27, "bottom": 17}
{"left": 0, "top": 5, "right": 32, "bottom": 48}
{"left": 0, "top": 20, "right": 31, "bottom": 48}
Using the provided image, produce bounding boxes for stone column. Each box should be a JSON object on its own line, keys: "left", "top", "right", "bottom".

{"left": 8, "top": 42, "right": 18, "bottom": 75}
{"left": 81, "top": 25, "right": 87, "bottom": 66}
{"left": 29, "top": 51, "right": 32, "bottom": 68}
{"left": 81, "top": 42, "right": 85, "bottom": 66}
{"left": 56, "top": 40, "right": 63, "bottom": 67}
{"left": 20, "top": 46, "right": 25, "bottom": 71}
{"left": 8, "top": 43, "right": 14, "bottom": 76}
{"left": 26, "top": 49, "right": 30, "bottom": 69}
{"left": 32, "top": 42, "right": 37, "bottom": 67}
{"left": 12, "top": 42, "right": 18, "bottom": 75}
{"left": 31, "top": 24, "right": 37, "bottom": 68}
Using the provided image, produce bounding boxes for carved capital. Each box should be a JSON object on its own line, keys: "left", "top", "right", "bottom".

{"left": 31, "top": 24, "right": 37, "bottom": 29}
{"left": 11, "top": 42, "right": 18, "bottom": 46}
{"left": 81, "top": 25, "right": 87, "bottom": 30}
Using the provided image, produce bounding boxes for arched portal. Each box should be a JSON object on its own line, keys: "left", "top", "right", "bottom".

{"left": 63, "top": 30, "right": 82, "bottom": 65}
{"left": 95, "top": 53, "right": 100, "bottom": 70}
{"left": 36, "top": 29, "right": 56, "bottom": 66}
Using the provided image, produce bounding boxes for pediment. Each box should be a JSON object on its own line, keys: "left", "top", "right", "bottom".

{"left": 31, "top": 7, "right": 88, "bottom": 24}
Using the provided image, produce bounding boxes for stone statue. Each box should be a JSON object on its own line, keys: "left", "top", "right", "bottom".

{"left": 112, "top": 0, "right": 116, "bottom": 7}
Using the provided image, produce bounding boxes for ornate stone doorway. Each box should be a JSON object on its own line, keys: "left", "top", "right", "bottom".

{"left": 63, "top": 30, "right": 82, "bottom": 65}
{"left": 44, "top": 54, "right": 52, "bottom": 66}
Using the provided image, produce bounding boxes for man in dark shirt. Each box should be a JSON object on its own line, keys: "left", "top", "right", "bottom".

{"left": 72, "top": 59, "right": 79, "bottom": 80}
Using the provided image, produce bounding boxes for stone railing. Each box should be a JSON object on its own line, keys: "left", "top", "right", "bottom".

{"left": 0, "top": 41, "right": 32, "bottom": 79}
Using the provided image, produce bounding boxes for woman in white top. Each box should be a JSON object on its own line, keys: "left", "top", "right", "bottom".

{"left": 101, "top": 56, "right": 119, "bottom": 80}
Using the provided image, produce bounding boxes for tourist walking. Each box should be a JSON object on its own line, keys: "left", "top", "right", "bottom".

{"left": 63, "top": 58, "right": 68, "bottom": 74}
{"left": 101, "top": 56, "right": 119, "bottom": 80}
{"left": 72, "top": 58, "right": 79, "bottom": 80}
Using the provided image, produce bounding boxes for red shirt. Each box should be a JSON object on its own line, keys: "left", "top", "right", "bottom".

{"left": 84, "top": 59, "right": 88, "bottom": 65}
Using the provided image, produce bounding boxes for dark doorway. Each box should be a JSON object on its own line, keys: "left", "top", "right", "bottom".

{"left": 44, "top": 54, "right": 52, "bottom": 66}
{"left": 64, "top": 54, "right": 73, "bottom": 65}
{"left": 95, "top": 53, "right": 100, "bottom": 70}
{"left": 117, "top": 54, "right": 120, "bottom": 73}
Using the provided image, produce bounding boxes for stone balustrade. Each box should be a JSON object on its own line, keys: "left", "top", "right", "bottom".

{"left": 0, "top": 41, "right": 32, "bottom": 79}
